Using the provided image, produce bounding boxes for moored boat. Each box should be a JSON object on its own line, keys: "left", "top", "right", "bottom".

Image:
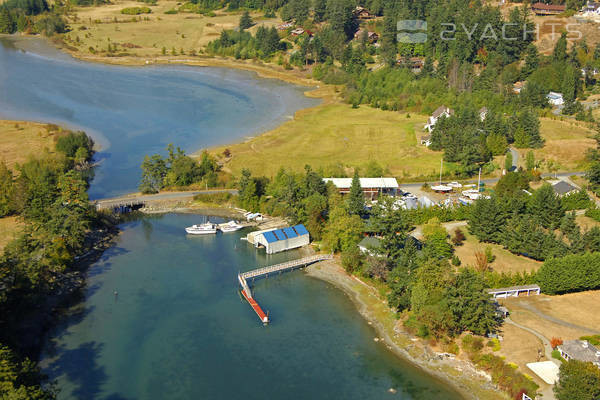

{"left": 219, "top": 220, "right": 244, "bottom": 233}
{"left": 185, "top": 222, "right": 217, "bottom": 235}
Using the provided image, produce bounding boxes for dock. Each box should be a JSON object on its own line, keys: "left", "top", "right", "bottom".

{"left": 237, "top": 254, "right": 333, "bottom": 324}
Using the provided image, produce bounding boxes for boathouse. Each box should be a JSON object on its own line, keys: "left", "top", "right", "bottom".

{"left": 253, "top": 225, "right": 310, "bottom": 254}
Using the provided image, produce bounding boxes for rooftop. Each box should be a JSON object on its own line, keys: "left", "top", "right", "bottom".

{"left": 432, "top": 105, "right": 454, "bottom": 118}
{"left": 323, "top": 177, "right": 399, "bottom": 189}
{"left": 262, "top": 224, "right": 309, "bottom": 243}
{"left": 487, "top": 284, "right": 540, "bottom": 293}
{"left": 558, "top": 340, "right": 600, "bottom": 364}
{"left": 552, "top": 180, "right": 578, "bottom": 195}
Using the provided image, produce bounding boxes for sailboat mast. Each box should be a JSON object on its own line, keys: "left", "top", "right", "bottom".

{"left": 440, "top": 159, "right": 443, "bottom": 185}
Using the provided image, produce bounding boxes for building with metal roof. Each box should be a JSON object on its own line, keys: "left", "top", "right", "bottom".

{"left": 551, "top": 180, "right": 579, "bottom": 197}
{"left": 323, "top": 177, "right": 399, "bottom": 198}
{"left": 253, "top": 224, "right": 310, "bottom": 254}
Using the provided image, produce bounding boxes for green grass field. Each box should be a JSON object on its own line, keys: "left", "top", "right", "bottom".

{"left": 210, "top": 103, "right": 446, "bottom": 179}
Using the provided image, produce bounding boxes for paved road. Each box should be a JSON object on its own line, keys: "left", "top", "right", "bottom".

{"left": 398, "top": 171, "right": 585, "bottom": 191}
{"left": 94, "top": 189, "right": 239, "bottom": 209}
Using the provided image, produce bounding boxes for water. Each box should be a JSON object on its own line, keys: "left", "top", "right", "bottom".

{"left": 0, "top": 38, "right": 463, "bottom": 399}
{"left": 0, "top": 37, "right": 318, "bottom": 198}
{"left": 42, "top": 215, "right": 462, "bottom": 400}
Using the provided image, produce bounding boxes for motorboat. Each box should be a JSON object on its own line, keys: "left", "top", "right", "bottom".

{"left": 185, "top": 222, "right": 217, "bottom": 235}
{"left": 219, "top": 220, "right": 244, "bottom": 233}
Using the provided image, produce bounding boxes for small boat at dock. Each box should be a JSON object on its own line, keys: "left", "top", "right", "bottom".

{"left": 185, "top": 222, "right": 217, "bottom": 235}
{"left": 219, "top": 221, "right": 244, "bottom": 233}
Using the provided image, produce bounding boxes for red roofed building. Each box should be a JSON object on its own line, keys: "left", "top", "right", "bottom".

{"left": 531, "top": 2, "right": 566, "bottom": 15}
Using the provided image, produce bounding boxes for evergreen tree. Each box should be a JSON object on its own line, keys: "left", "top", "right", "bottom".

{"left": 139, "top": 154, "right": 167, "bottom": 194}
{"left": 468, "top": 196, "right": 507, "bottom": 243}
{"left": 239, "top": 10, "right": 253, "bottom": 30}
{"left": 347, "top": 170, "right": 365, "bottom": 216}
{"left": 521, "top": 44, "right": 539, "bottom": 79}
{"left": 0, "top": 7, "right": 15, "bottom": 34}
{"left": 528, "top": 183, "right": 565, "bottom": 229}
{"left": 553, "top": 32, "right": 568, "bottom": 62}
{"left": 313, "top": 0, "right": 326, "bottom": 22}
{"left": 555, "top": 360, "right": 600, "bottom": 400}
{"left": 446, "top": 268, "right": 500, "bottom": 336}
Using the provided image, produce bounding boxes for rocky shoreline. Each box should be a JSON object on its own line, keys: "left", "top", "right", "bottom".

{"left": 305, "top": 260, "right": 507, "bottom": 400}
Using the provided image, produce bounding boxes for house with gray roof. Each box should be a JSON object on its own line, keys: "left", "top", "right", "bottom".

{"left": 557, "top": 340, "right": 600, "bottom": 368}
{"left": 552, "top": 180, "right": 579, "bottom": 197}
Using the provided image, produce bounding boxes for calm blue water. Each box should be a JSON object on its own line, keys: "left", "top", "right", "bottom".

{"left": 42, "top": 214, "right": 462, "bottom": 400}
{"left": 0, "top": 38, "right": 317, "bottom": 198}
{"left": 0, "top": 38, "right": 463, "bottom": 400}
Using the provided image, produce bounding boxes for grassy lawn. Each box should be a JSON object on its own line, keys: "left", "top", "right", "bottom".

{"left": 502, "top": 291, "right": 600, "bottom": 341}
{"left": 516, "top": 118, "right": 595, "bottom": 172}
{"left": 210, "top": 103, "right": 445, "bottom": 178}
{"left": 63, "top": 1, "right": 280, "bottom": 58}
{"left": 0, "top": 216, "right": 22, "bottom": 252}
{"left": 453, "top": 231, "right": 542, "bottom": 274}
{"left": 0, "top": 120, "right": 59, "bottom": 169}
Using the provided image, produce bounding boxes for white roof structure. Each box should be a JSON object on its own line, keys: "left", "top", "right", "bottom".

{"left": 526, "top": 361, "right": 560, "bottom": 384}
{"left": 323, "top": 177, "right": 399, "bottom": 189}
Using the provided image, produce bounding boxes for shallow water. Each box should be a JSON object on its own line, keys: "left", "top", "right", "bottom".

{"left": 0, "top": 37, "right": 318, "bottom": 198}
{"left": 1, "top": 38, "right": 463, "bottom": 400}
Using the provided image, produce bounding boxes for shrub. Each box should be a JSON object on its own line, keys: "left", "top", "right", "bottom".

{"left": 121, "top": 6, "right": 151, "bottom": 15}
{"left": 580, "top": 335, "right": 600, "bottom": 346}
{"left": 462, "top": 334, "right": 484, "bottom": 355}
{"left": 552, "top": 349, "right": 562, "bottom": 360}
{"left": 550, "top": 337, "right": 563, "bottom": 349}
{"left": 487, "top": 338, "right": 501, "bottom": 351}
{"left": 451, "top": 228, "right": 465, "bottom": 246}
{"left": 451, "top": 255, "right": 461, "bottom": 266}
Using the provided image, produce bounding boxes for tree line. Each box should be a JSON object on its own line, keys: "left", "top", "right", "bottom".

{"left": 0, "top": 129, "right": 108, "bottom": 399}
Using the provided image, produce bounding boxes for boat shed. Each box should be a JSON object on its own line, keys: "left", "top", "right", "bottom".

{"left": 253, "top": 224, "right": 310, "bottom": 254}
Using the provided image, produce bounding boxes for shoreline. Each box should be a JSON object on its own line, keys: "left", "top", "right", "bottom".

{"left": 305, "top": 260, "right": 507, "bottom": 400}
{"left": 4, "top": 36, "right": 509, "bottom": 398}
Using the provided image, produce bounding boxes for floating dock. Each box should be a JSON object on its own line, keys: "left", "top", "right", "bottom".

{"left": 237, "top": 254, "right": 333, "bottom": 324}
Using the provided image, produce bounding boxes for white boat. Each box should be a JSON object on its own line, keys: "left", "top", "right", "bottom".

{"left": 185, "top": 222, "right": 217, "bottom": 235}
{"left": 219, "top": 220, "right": 244, "bottom": 233}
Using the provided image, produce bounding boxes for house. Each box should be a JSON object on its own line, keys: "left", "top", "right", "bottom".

{"left": 552, "top": 180, "right": 579, "bottom": 196}
{"left": 277, "top": 22, "right": 293, "bottom": 30}
{"left": 583, "top": 1, "right": 600, "bottom": 14}
{"left": 513, "top": 81, "right": 525, "bottom": 94}
{"left": 479, "top": 107, "right": 488, "bottom": 121}
{"left": 557, "top": 340, "right": 600, "bottom": 368}
{"left": 547, "top": 92, "right": 564, "bottom": 106}
{"left": 531, "top": 2, "right": 566, "bottom": 15}
{"left": 420, "top": 134, "right": 432, "bottom": 147}
{"left": 353, "top": 6, "right": 374, "bottom": 19}
{"left": 424, "top": 105, "right": 454, "bottom": 132}
{"left": 398, "top": 57, "right": 425, "bottom": 71}
{"left": 487, "top": 284, "right": 541, "bottom": 299}
{"left": 252, "top": 224, "right": 310, "bottom": 254}
{"left": 290, "top": 28, "right": 305, "bottom": 36}
{"left": 323, "top": 177, "right": 399, "bottom": 198}
{"left": 354, "top": 29, "right": 379, "bottom": 43}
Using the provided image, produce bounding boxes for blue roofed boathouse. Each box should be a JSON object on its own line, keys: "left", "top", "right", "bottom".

{"left": 253, "top": 224, "right": 310, "bottom": 254}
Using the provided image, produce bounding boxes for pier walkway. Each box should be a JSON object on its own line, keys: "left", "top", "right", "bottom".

{"left": 237, "top": 254, "right": 333, "bottom": 324}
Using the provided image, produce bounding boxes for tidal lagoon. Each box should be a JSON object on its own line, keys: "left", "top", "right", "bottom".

{"left": 0, "top": 38, "right": 463, "bottom": 399}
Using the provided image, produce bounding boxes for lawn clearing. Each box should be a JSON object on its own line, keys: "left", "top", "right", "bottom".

{"left": 515, "top": 118, "right": 595, "bottom": 172}
{"left": 453, "top": 231, "right": 542, "bottom": 274}
{"left": 210, "top": 103, "right": 445, "bottom": 178}
{"left": 0, "top": 120, "right": 59, "bottom": 169}
{"left": 502, "top": 291, "right": 600, "bottom": 342}
{"left": 63, "top": 1, "right": 280, "bottom": 58}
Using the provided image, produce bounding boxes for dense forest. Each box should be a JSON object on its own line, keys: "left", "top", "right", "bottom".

{"left": 0, "top": 129, "right": 111, "bottom": 399}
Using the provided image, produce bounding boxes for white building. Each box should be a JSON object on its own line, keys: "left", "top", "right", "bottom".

{"left": 252, "top": 225, "right": 310, "bottom": 254}
{"left": 424, "top": 105, "right": 454, "bottom": 132}
{"left": 558, "top": 340, "right": 600, "bottom": 368}
{"left": 547, "top": 92, "right": 564, "bottom": 106}
{"left": 323, "top": 177, "right": 399, "bottom": 198}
